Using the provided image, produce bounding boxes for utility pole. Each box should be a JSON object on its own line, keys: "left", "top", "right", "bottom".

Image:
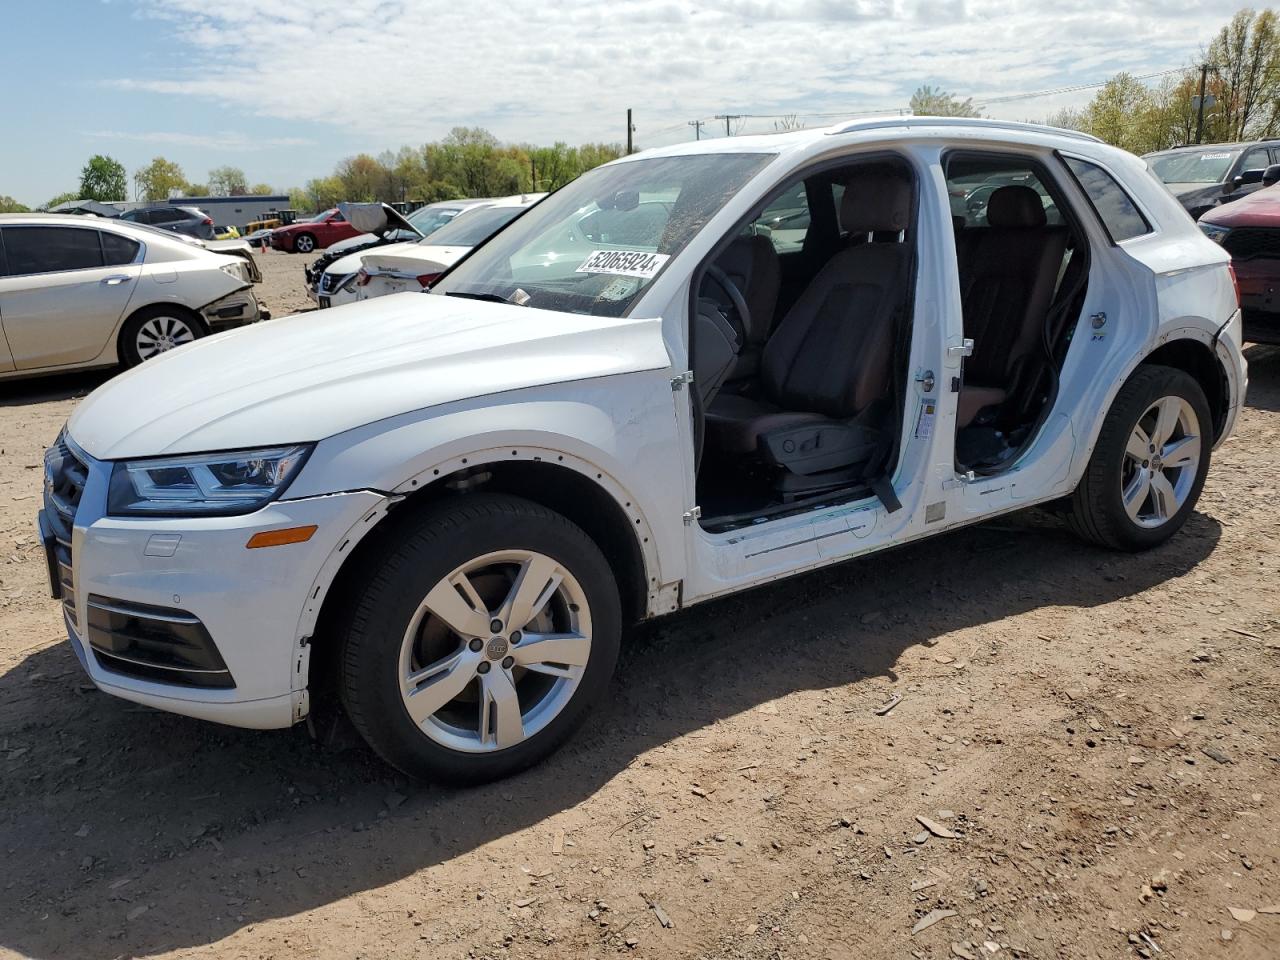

{"left": 626, "top": 108, "right": 634, "bottom": 154}
{"left": 1194, "top": 62, "right": 1217, "bottom": 145}
{"left": 688, "top": 119, "right": 705, "bottom": 140}
{"left": 529, "top": 156, "right": 536, "bottom": 192}
{"left": 715, "top": 114, "right": 742, "bottom": 136}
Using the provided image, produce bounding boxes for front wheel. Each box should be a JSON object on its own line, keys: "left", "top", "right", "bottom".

{"left": 293, "top": 232, "right": 316, "bottom": 254}
{"left": 1066, "top": 365, "right": 1212, "bottom": 551}
{"left": 337, "top": 494, "right": 621, "bottom": 783}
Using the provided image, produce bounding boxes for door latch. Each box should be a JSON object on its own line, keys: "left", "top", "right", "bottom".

{"left": 670, "top": 371, "right": 694, "bottom": 391}
{"left": 942, "top": 470, "right": 976, "bottom": 490}
{"left": 915, "top": 369, "right": 936, "bottom": 393}
{"left": 946, "top": 338, "right": 975, "bottom": 360}
{"left": 1090, "top": 312, "right": 1107, "bottom": 329}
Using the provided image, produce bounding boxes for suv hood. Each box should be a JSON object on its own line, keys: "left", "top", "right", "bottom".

{"left": 1199, "top": 184, "right": 1280, "bottom": 227}
{"left": 67, "top": 294, "right": 669, "bottom": 460}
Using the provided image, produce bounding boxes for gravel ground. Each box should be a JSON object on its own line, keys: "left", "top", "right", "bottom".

{"left": 0, "top": 262, "right": 1277, "bottom": 960}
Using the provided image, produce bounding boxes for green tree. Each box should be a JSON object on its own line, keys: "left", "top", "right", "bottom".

{"left": 1204, "top": 8, "right": 1280, "bottom": 141}
{"left": 910, "top": 85, "right": 983, "bottom": 118}
{"left": 78, "top": 154, "right": 127, "bottom": 202}
{"left": 0, "top": 195, "right": 29, "bottom": 213}
{"left": 333, "top": 154, "right": 383, "bottom": 201}
{"left": 1080, "top": 73, "right": 1156, "bottom": 152}
{"left": 208, "top": 165, "right": 248, "bottom": 197}
{"left": 249, "top": 183, "right": 275, "bottom": 195}
{"left": 43, "top": 190, "right": 81, "bottom": 210}
{"left": 134, "top": 157, "right": 189, "bottom": 201}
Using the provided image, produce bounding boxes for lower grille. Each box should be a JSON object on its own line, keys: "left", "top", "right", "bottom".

{"left": 86, "top": 595, "right": 235, "bottom": 689}
{"left": 1224, "top": 227, "right": 1280, "bottom": 261}
{"left": 43, "top": 436, "right": 86, "bottom": 627}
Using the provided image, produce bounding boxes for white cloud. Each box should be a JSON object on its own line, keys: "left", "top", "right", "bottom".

{"left": 118, "top": 0, "right": 1252, "bottom": 149}
{"left": 84, "top": 128, "right": 313, "bottom": 150}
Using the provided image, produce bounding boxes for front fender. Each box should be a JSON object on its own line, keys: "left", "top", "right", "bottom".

{"left": 288, "top": 371, "right": 686, "bottom": 593}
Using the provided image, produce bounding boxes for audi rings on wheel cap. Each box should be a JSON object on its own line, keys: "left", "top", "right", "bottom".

{"left": 397, "top": 549, "right": 592, "bottom": 753}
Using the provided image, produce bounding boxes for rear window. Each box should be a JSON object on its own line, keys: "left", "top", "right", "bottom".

{"left": 1063, "top": 157, "right": 1151, "bottom": 243}
{"left": 1, "top": 226, "right": 105, "bottom": 275}
{"left": 424, "top": 206, "right": 525, "bottom": 247}
{"left": 101, "top": 231, "right": 141, "bottom": 265}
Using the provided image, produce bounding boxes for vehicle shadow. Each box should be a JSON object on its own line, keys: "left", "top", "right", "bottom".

{"left": 0, "top": 508, "right": 1223, "bottom": 959}
{"left": 0, "top": 370, "right": 112, "bottom": 408}
{"left": 1244, "top": 342, "right": 1280, "bottom": 412}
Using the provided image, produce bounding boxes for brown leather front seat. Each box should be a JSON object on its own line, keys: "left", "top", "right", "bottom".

{"left": 704, "top": 171, "right": 912, "bottom": 479}
{"left": 713, "top": 234, "right": 781, "bottom": 382}
{"left": 957, "top": 185, "right": 1069, "bottom": 427}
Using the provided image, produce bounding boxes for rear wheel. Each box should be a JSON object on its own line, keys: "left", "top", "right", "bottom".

{"left": 337, "top": 494, "right": 621, "bottom": 783}
{"left": 1066, "top": 365, "right": 1211, "bottom": 551}
{"left": 293, "top": 232, "right": 317, "bottom": 253}
{"left": 119, "top": 306, "right": 204, "bottom": 367}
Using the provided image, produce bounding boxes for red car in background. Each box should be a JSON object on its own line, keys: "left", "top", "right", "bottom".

{"left": 1200, "top": 167, "right": 1280, "bottom": 345}
{"left": 270, "top": 208, "right": 361, "bottom": 254}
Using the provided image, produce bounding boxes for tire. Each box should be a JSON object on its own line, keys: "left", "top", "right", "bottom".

{"left": 1066, "top": 364, "right": 1212, "bottom": 551}
{"left": 118, "top": 306, "right": 205, "bottom": 367}
{"left": 337, "top": 493, "right": 621, "bottom": 783}
{"left": 293, "top": 233, "right": 317, "bottom": 254}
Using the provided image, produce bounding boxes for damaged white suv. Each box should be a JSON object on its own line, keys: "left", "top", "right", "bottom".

{"left": 40, "top": 118, "right": 1246, "bottom": 783}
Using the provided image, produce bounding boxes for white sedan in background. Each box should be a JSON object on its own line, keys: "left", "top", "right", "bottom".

{"left": 0, "top": 214, "right": 262, "bottom": 380}
{"left": 353, "top": 195, "right": 543, "bottom": 301}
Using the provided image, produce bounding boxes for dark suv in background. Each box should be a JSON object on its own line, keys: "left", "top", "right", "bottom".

{"left": 119, "top": 204, "right": 216, "bottom": 240}
{"left": 1144, "top": 140, "right": 1280, "bottom": 220}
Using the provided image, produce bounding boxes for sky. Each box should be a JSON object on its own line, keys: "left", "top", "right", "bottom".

{"left": 0, "top": 0, "right": 1256, "bottom": 207}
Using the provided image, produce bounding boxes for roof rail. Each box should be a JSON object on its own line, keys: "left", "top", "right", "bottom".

{"left": 826, "top": 116, "right": 1104, "bottom": 144}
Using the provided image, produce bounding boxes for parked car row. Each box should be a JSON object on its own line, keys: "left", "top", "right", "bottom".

{"left": 0, "top": 214, "right": 265, "bottom": 379}
{"left": 36, "top": 118, "right": 1247, "bottom": 787}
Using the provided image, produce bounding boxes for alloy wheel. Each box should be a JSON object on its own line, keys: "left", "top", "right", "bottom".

{"left": 398, "top": 549, "right": 592, "bottom": 753}
{"left": 1120, "top": 396, "right": 1201, "bottom": 528}
{"left": 135, "top": 315, "right": 197, "bottom": 360}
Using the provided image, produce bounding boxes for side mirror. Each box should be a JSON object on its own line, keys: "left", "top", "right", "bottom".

{"left": 1223, "top": 179, "right": 1238, "bottom": 195}
{"left": 1264, "top": 164, "right": 1280, "bottom": 188}
{"left": 1237, "top": 168, "right": 1266, "bottom": 186}
{"left": 340, "top": 202, "right": 389, "bottom": 236}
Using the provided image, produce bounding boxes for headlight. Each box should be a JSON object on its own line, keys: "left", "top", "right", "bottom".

{"left": 107, "top": 445, "right": 312, "bottom": 517}
{"left": 219, "top": 261, "right": 248, "bottom": 283}
{"left": 1199, "top": 222, "right": 1231, "bottom": 245}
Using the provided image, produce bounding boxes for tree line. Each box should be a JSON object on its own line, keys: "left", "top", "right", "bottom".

{"left": 1044, "top": 9, "right": 1280, "bottom": 154}
{"left": 3, "top": 127, "right": 624, "bottom": 214}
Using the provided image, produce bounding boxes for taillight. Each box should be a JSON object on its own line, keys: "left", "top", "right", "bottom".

{"left": 356, "top": 269, "right": 371, "bottom": 286}
{"left": 202, "top": 218, "right": 214, "bottom": 226}
{"left": 417, "top": 272, "right": 441, "bottom": 288}
{"left": 1227, "top": 263, "right": 1241, "bottom": 308}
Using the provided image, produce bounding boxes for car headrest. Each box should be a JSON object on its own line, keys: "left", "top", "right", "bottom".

{"left": 840, "top": 174, "right": 912, "bottom": 234}
{"left": 987, "top": 185, "right": 1047, "bottom": 228}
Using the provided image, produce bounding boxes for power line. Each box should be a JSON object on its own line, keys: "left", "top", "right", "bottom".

{"left": 688, "top": 119, "right": 706, "bottom": 140}
{"left": 714, "top": 113, "right": 743, "bottom": 136}
{"left": 975, "top": 67, "right": 1187, "bottom": 105}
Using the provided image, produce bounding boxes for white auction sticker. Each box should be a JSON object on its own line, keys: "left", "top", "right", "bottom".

{"left": 576, "top": 249, "right": 670, "bottom": 279}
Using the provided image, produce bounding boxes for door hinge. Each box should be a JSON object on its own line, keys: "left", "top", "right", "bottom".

{"left": 682, "top": 505, "right": 702, "bottom": 524}
{"left": 946, "top": 338, "right": 975, "bottom": 360}
{"left": 942, "top": 470, "right": 976, "bottom": 490}
{"left": 671, "top": 370, "right": 694, "bottom": 391}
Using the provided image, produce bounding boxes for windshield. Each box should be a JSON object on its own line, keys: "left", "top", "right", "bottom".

{"left": 1147, "top": 150, "right": 1240, "bottom": 185}
{"left": 432, "top": 153, "right": 772, "bottom": 316}
{"left": 307, "top": 208, "right": 336, "bottom": 222}
{"left": 424, "top": 205, "right": 527, "bottom": 247}
{"left": 408, "top": 205, "right": 461, "bottom": 238}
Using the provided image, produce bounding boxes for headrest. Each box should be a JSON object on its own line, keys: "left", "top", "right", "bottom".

{"left": 986, "top": 185, "right": 1047, "bottom": 228}
{"left": 839, "top": 174, "right": 912, "bottom": 234}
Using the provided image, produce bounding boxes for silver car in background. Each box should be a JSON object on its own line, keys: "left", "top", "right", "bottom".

{"left": 0, "top": 214, "right": 263, "bottom": 380}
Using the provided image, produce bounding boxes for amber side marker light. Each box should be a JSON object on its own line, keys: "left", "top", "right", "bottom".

{"left": 246, "top": 525, "right": 318, "bottom": 549}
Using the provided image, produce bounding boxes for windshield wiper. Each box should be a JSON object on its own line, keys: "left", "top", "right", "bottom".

{"left": 444, "top": 291, "right": 523, "bottom": 305}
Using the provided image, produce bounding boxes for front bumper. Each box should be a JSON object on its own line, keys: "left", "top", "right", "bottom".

{"left": 201, "top": 288, "right": 266, "bottom": 331}
{"left": 41, "top": 438, "right": 389, "bottom": 729}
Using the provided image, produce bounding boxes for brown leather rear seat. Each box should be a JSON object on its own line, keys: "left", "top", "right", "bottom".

{"left": 956, "top": 185, "right": 1068, "bottom": 427}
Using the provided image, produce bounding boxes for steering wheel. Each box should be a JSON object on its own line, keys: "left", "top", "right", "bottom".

{"left": 702, "top": 265, "right": 750, "bottom": 347}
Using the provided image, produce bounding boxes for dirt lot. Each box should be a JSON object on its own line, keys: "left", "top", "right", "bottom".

{"left": 1, "top": 253, "right": 1278, "bottom": 960}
